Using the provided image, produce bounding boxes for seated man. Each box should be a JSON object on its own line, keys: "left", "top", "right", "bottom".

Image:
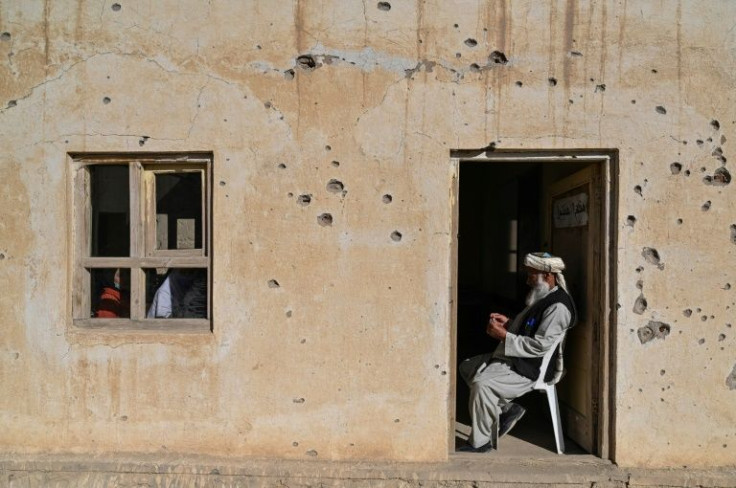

{"left": 458, "top": 252, "right": 577, "bottom": 452}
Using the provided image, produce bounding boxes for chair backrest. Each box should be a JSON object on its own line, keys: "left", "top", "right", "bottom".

{"left": 532, "top": 331, "right": 567, "bottom": 390}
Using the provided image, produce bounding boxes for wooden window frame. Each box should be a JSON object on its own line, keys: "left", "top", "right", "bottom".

{"left": 70, "top": 152, "right": 213, "bottom": 333}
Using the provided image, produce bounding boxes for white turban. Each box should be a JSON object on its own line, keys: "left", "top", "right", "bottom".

{"left": 524, "top": 252, "right": 569, "bottom": 292}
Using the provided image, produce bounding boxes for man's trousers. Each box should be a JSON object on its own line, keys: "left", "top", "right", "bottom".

{"left": 459, "top": 354, "right": 535, "bottom": 448}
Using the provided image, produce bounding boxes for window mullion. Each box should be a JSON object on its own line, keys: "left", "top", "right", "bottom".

{"left": 129, "top": 162, "right": 145, "bottom": 320}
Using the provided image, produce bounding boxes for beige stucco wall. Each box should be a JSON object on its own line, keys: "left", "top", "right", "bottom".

{"left": 0, "top": 0, "right": 734, "bottom": 468}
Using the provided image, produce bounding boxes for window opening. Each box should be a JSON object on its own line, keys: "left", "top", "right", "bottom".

{"left": 71, "top": 153, "right": 212, "bottom": 332}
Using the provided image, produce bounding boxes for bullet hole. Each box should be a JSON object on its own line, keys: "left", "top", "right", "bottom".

{"left": 138, "top": 135, "right": 150, "bottom": 146}
{"left": 660, "top": 370, "right": 666, "bottom": 376}
{"left": 515, "top": 81, "right": 523, "bottom": 87}
{"left": 684, "top": 170, "right": 691, "bottom": 176}
{"left": 642, "top": 247, "right": 664, "bottom": 269}
{"left": 721, "top": 135, "right": 727, "bottom": 145}
{"left": 595, "top": 84, "right": 606, "bottom": 93}
{"left": 0, "top": 253, "right": 5, "bottom": 260}
{"left": 111, "top": 3, "right": 121, "bottom": 11}
{"left": 724, "top": 283, "right": 732, "bottom": 290}
{"left": 636, "top": 280, "right": 644, "bottom": 290}
{"left": 293, "top": 397, "right": 305, "bottom": 404}
{"left": 701, "top": 315, "right": 708, "bottom": 322}
{"left": 655, "top": 106, "right": 667, "bottom": 114}
{"left": 683, "top": 309, "right": 692, "bottom": 317}
{"left": 102, "top": 97, "right": 111, "bottom": 104}
{"left": 698, "top": 338, "right": 706, "bottom": 345}
{"left": 469, "top": 63, "right": 481, "bottom": 73}
{"left": 730, "top": 224, "right": 736, "bottom": 244}
{"left": 639, "top": 321, "right": 671, "bottom": 344}
{"left": 268, "top": 279, "right": 280, "bottom": 288}
{"left": 719, "top": 334, "right": 726, "bottom": 341}
{"left": 489, "top": 51, "right": 508, "bottom": 65}
{"left": 377, "top": 1, "right": 391, "bottom": 11}
{"left": 296, "top": 55, "right": 317, "bottom": 70}
{"left": 300, "top": 338, "right": 306, "bottom": 344}
{"left": 264, "top": 101, "right": 272, "bottom": 109}
{"left": 286, "top": 310, "right": 292, "bottom": 318}
{"left": 626, "top": 215, "right": 637, "bottom": 227}
{"left": 633, "top": 294, "right": 648, "bottom": 315}
{"left": 455, "top": 52, "right": 462, "bottom": 58}
{"left": 637, "top": 326, "right": 654, "bottom": 344}
{"left": 331, "top": 160, "right": 340, "bottom": 167}
{"left": 651, "top": 69, "right": 658, "bottom": 73}
{"left": 570, "top": 50, "right": 583, "bottom": 57}
{"left": 326, "top": 179, "right": 345, "bottom": 194}
{"left": 631, "top": 99, "right": 636, "bottom": 104}
{"left": 306, "top": 450, "right": 318, "bottom": 457}
{"left": 293, "top": 442, "right": 299, "bottom": 447}
{"left": 284, "top": 69, "right": 295, "bottom": 80}
{"left": 0, "top": 32, "right": 10, "bottom": 41}
{"left": 382, "top": 194, "right": 393, "bottom": 204}
{"left": 297, "top": 194, "right": 312, "bottom": 206}
{"left": 318, "top": 213, "right": 333, "bottom": 226}
{"left": 394, "top": 418, "right": 400, "bottom": 423}
{"left": 464, "top": 38, "right": 477, "bottom": 48}
{"left": 390, "top": 231, "right": 403, "bottom": 242}
{"left": 7, "top": 100, "right": 17, "bottom": 108}
{"left": 713, "top": 167, "right": 731, "bottom": 186}
{"left": 711, "top": 119, "right": 720, "bottom": 131}
{"left": 219, "top": 180, "right": 226, "bottom": 187}
{"left": 676, "top": 218, "right": 683, "bottom": 225}
{"left": 548, "top": 77, "right": 557, "bottom": 86}
{"left": 635, "top": 266, "right": 644, "bottom": 273}
{"left": 670, "top": 162, "right": 682, "bottom": 175}
{"left": 634, "top": 185, "right": 642, "bottom": 196}
{"left": 325, "top": 145, "right": 331, "bottom": 151}
{"left": 696, "top": 139, "right": 704, "bottom": 146}
{"left": 278, "top": 163, "right": 287, "bottom": 169}
{"left": 696, "top": 307, "right": 702, "bottom": 312}
{"left": 700, "top": 200, "right": 713, "bottom": 211}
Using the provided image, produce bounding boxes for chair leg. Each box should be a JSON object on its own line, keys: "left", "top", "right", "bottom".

{"left": 546, "top": 386, "right": 565, "bottom": 454}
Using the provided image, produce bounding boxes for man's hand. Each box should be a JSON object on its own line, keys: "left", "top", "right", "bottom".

{"left": 486, "top": 313, "right": 509, "bottom": 340}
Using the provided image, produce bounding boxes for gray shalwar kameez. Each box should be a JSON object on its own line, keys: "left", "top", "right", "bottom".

{"left": 459, "top": 286, "right": 572, "bottom": 448}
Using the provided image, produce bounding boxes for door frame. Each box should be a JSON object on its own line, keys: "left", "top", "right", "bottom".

{"left": 448, "top": 149, "right": 619, "bottom": 460}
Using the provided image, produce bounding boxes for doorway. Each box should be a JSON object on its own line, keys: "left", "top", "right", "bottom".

{"left": 449, "top": 151, "right": 617, "bottom": 459}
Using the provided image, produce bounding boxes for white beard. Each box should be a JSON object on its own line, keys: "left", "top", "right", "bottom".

{"left": 525, "top": 274, "right": 551, "bottom": 306}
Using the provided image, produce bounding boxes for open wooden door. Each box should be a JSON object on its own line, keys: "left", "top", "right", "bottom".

{"left": 545, "top": 165, "right": 602, "bottom": 454}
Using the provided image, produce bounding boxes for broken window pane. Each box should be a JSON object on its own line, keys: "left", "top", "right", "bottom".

{"left": 155, "top": 172, "right": 202, "bottom": 250}
{"left": 90, "top": 268, "right": 130, "bottom": 318}
{"left": 90, "top": 165, "right": 130, "bottom": 257}
{"left": 145, "top": 268, "right": 207, "bottom": 319}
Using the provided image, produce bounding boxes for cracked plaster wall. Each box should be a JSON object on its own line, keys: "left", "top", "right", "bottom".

{"left": 0, "top": 0, "right": 734, "bottom": 469}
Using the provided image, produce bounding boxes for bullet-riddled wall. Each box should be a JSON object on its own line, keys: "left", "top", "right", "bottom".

{"left": 0, "top": 1, "right": 734, "bottom": 468}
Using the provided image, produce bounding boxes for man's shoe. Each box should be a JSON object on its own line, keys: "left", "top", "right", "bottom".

{"left": 457, "top": 441, "right": 494, "bottom": 453}
{"left": 499, "top": 403, "right": 526, "bottom": 438}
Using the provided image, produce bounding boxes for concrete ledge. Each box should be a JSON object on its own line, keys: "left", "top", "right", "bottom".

{"left": 0, "top": 454, "right": 734, "bottom": 487}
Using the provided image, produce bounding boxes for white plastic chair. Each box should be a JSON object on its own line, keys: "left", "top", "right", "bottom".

{"left": 532, "top": 332, "right": 567, "bottom": 454}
